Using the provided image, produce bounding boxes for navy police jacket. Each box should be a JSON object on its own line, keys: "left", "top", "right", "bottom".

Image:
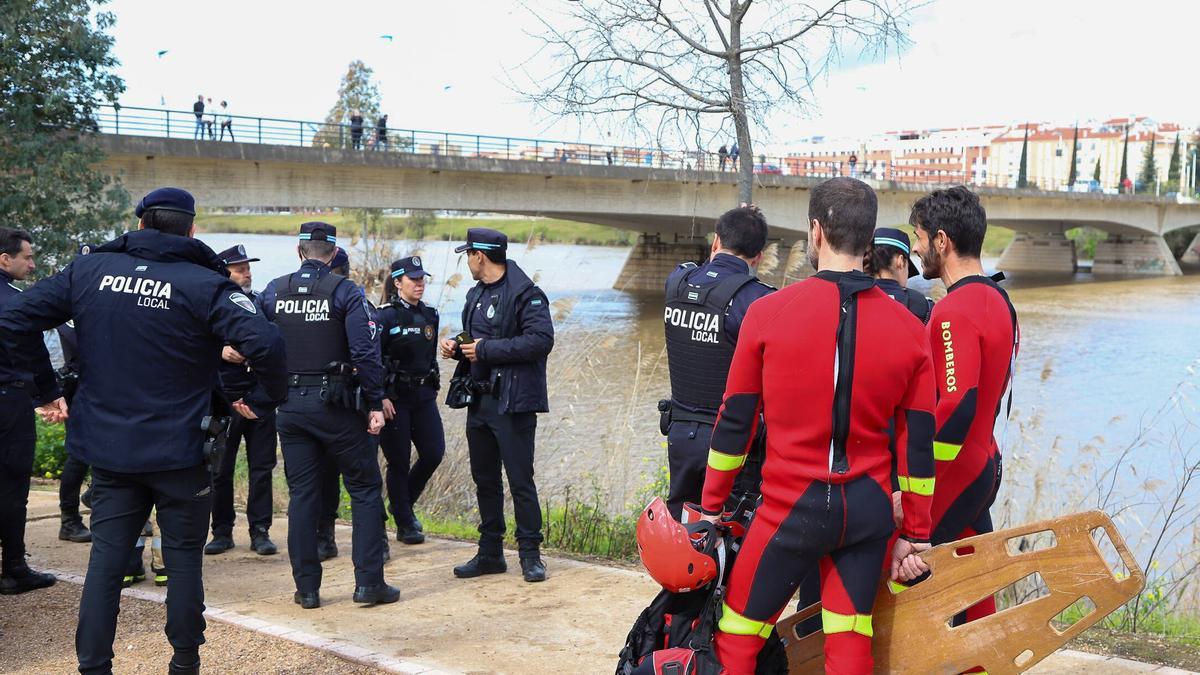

{"left": 260, "top": 259, "right": 386, "bottom": 410}
{"left": 452, "top": 260, "right": 554, "bottom": 414}
{"left": 0, "top": 229, "right": 288, "bottom": 472}
{"left": 0, "top": 269, "right": 61, "bottom": 404}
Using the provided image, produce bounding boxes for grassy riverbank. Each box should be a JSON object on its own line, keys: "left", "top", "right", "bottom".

{"left": 195, "top": 212, "right": 637, "bottom": 246}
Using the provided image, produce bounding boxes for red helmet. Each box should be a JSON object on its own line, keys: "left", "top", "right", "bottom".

{"left": 637, "top": 498, "right": 725, "bottom": 593}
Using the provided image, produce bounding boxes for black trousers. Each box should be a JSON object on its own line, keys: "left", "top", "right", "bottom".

{"left": 76, "top": 464, "right": 211, "bottom": 674}
{"left": 210, "top": 410, "right": 277, "bottom": 538}
{"left": 318, "top": 453, "right": 340, "bottom": 532}
{"left": 665, "top": 420, "right": 712, "bottom": 520}
{"left": 379, "top": 394, "right": 445, "bottom": 526}
{"left": 0, "top": 386, "right": 35, "bottom": 574}
{"left": 466, "top": 394, "right": 541, "bottom": 556}
{"left": 59, "top": 454, "right": 90, "bottom": 518}
{"left": 277, "top": 385, "right": 384, "bottom": 592}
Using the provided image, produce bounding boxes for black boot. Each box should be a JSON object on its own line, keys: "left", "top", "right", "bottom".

{"left": 0, "top": 565, "right": 56, "bottom": 595}
{"left": 453, "top": 553, "right": 507, "bottom": 579}
{"left": 520, "top": 555, "right": 547, "bottom": 583}
{"left": 203, "top": 535, "right": 234, "bottom": 555}
{"left": 249, "top": 527, "right": 277, "bottom": 556}
{"left": 317, "top": 529, "right": 338, "bottom": 561}
{"left": 352, "top": 583, "right": 400, "bottom": 606}
{"left": 398, "top": 520, "right": 425, "bottom": 545}
{"left": 59, "top": 515, "right": 92, "bottom": 543}
{"left": 293, "top": 590, "right": 320, "bottom": 609}
{"left": 168, "top": 647, "right": 200, "bottom": 675}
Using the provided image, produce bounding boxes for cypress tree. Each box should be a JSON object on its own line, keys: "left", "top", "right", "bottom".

{"left": 1067, "top": 124, "right": 1079, "bottom": 187}
{"left": 1118, "top": 124, "right": 1130, "bottom": 190}
{"left": 1167, "top": 132, "right": 1181, "bottom": 182}
{"left": 1093, "top": 158, "right": 1102, "bottom": 183}
{"left": 1137, "top": 133, "right": 1157, "bottom": 193}
{"left": 1016, "top": 124, "right": 1030, "bottom": 189}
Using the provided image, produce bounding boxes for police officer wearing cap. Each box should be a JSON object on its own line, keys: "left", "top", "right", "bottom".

{"left": 440, "top": 228, "right": 554, "bottom": 582}
{"left": 260, "top": 222, "right": 400, "bottom": 609}
{"left": 0, "top": 227, "right": 63, "bottom": 596}
{"left": 377, "top": 256, "right": 445, "bottom": 545}
{"left": 864, "top": 227, "right": 933, "bottom": 323}
{"left": 661, "top": 206, "right": 775, "bottom": 520}
{"left": 0, "top": 187, "right": 288, "bottom": 674}
{"left": 315, "top": 245, "right": 353, "bottom": 561}
{"left": 204, "top": 244, "right": 281, "bottom": 557}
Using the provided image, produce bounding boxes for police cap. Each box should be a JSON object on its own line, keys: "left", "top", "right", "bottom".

{"left": 135, "top": 187, "right": 196, "bottom": 219}
{"left": 454, "top": 228, "right": 507, "bottom": 254}
{"left": 330, "top": 247, "right": 350, "bottom": 271}
{"left": 873, "top": 227, "right": 921, "bottom": 279}
{"left": 299, "top": 221, "right": 337, "bottom": 245}
{"left": 390, "top": 255, "right": 432, "bottom": 280}
{"left": 216, "top": 243, "right": 260, "bottom": 266}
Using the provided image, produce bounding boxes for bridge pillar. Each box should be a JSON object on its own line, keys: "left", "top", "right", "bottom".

{"left": 1093, "top": 234, "right": 1182, "bottom": 276}
{"left": 996, "top": 232, "right": 1077, "bottom": 274}
{"left": 614, "top": 234, "right": 710, "bottom": 293}
{"left": 1180, "top": 232, "right": 1200, "bottom": 266}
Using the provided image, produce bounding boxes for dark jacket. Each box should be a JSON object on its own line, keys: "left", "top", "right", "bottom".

{"left": 0, "top": 269, "right": 60, "bottom": 404}
{"left": 453, "top": 260, "right": 554, "bottom": 414}
{"left": 0, "top": 229, "right": 288, "bottom": 473}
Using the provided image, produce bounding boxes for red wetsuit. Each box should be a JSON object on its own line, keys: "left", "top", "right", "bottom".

{"left": 702, "top": 270, "right": 937, "bottom": 675}
{"left": 927, "top": 275, "right": 1019, "bottom": 623}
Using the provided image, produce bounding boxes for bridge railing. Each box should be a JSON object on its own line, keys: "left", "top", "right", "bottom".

{"left": 93, "top": 105, "right": 1186, "bottom": 198}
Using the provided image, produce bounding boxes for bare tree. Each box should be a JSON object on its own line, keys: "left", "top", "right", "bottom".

{"left": 521, "top": 0, "right": 917, "bottom": 204}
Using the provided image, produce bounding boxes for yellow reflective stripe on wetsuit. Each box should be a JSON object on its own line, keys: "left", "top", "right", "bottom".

{"left": 897, "top": 475, "right": 935, "bottom": 496}
{"left": 933, "top": 441, "right": 962, "bottom": 461}
{"left": 719, "top": 603, "right": 774, "bottom": 638}
{"left": 707, "top": 448, "right": 747, "bottom": 472}
{"left": 821, "top": 608, "right": 874, "bottom": 637}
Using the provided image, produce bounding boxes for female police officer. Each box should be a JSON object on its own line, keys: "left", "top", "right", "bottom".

{"left": 376, "top": 256, "right": 445, "bottom": 545}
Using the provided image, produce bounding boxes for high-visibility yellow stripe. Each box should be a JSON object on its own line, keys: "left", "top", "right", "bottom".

{"left": 933, "top": 441, "right": 962, "bottom": 461}
{"left": 897, "top": 475, "right": 935, "bottom": 496}
{"left": 707, "top": 449, "right": 747, "bottom": 472}
{"left": 888, "top": 580, "right": 911, "bottom": 595}
{"left": 718, "top": 603, "right": 774, "bottom": 638}
{"left": 821, "top": 609, "right": 874, "bottom": 637}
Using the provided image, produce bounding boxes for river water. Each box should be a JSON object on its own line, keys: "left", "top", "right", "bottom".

{"left": 197, "top": 233, "right": 1200, "bottom": 556}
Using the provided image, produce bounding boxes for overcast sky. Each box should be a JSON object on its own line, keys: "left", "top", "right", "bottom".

{"left": 104, "top": 0, "right": 1200, "bottom": 150}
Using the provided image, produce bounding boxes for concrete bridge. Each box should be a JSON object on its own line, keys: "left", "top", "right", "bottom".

{"left": 95, "top": 134, "right": 1200, "bottom": 290}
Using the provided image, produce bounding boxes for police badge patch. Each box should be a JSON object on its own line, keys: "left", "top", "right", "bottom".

{"left": 229, "top": 292, "right": 257, "bottom": 314}
{"left": 423, "top": 324, "right": 434, "bottom": 340}
{"left": 412, "top": 256, "right": 422, "bottom": 267}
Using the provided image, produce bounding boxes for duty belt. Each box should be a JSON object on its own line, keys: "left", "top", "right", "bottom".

{"left": 288, "top": 373, "right": 330, "bottom": 387}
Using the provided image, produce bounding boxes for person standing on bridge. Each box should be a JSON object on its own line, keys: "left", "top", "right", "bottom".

{"left": 660, "top": 206, "right": 774, "bottom": 520}
{"left": 718, "top": 144, "right": 729, "bottom": 171}
{"left": 218, "top": 101, "right": 234, "bottom": 141}
{"left": 0, "top": 188, "right": 289, "bottom": 673}
{"left": 441, "top": 228, "right": 554, "bottom": 583}
{"left": 350, "top": 110, "right": 364, "bottom": 150}
{"left": 374, "top": 114, "right": 389, "bottom": 151}
{"left": 192, "top": 95, "right": 205, "bottom": 139}
{"left": 910, "top": 185, "right": 1020, "bottom": 630}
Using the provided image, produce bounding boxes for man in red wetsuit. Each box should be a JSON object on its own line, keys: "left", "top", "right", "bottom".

{"left": 702, "top": 178, "right": 937, "bottom": 675}
{"left": 910, "top": 186, "right": 1020, "bottom": 625}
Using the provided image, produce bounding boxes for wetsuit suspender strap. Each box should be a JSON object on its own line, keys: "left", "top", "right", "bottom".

{"left": 953, "top": 275, "right": 1019, "bottom": 427}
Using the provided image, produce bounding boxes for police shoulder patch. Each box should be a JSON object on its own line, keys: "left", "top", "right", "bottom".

{"left": 229, "top": 292, "right": 257, "bottom": 314}
{"left": 530, "top": 298, "right": 543, "bottom": 306}
{"left": 678, "top": 261, "right": 698, "bottom": 269}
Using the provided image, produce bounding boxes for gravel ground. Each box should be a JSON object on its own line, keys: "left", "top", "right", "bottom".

{"left": 0, "top": 582, "right": 383, "bottom": 674}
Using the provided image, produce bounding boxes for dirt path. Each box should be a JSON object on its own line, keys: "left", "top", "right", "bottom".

{"left": 12, "top": 489, "right": 1192, "bottom": 674}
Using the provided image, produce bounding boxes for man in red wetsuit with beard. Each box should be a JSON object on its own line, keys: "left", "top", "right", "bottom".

{"left": 701, "top": 177, "right": 937, "bottom": 675}
{"left": 910, "top": 186, "right": 1020, "bottom": 626}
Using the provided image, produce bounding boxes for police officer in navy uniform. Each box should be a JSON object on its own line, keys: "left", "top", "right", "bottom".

{"left": 0, "top": 188, "right": 288, "bottom": 674}
{"left": 55, "top": 284, "right": 94, "bottom": 544}
{"left": 204, "top": 244, "right": 280, "bottom": 556}
{"left": 863, "top": 227, "right": 933, "bottom": 324}
{"left": 440, "top": 228, "right": 554, "bottom": 583}
{"left": 661, "top": 206, "right": 774, "bottom": 519}
{"left": 377, "top": 256, "right": 445, "bottom": 544}
{"left": 0, "top": 227, "right": 63, "bottom": 595}
{"left": 260, "top": 222, "right": 400, "bottom": 609}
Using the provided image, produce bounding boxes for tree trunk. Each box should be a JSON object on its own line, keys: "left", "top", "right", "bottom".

{"left": 728, "top": 1, "right": 753, "bottom": 205}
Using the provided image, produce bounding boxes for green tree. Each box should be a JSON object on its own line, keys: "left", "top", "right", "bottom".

{"left": 1093, "top": 157, "right": 1102, "bottom": 183}
{"left": 0, "top": 0, "right": 129, "bottom": 274}
{"left": 1137, "top": 133, "right": 1157, "bottom": 193}
{"left": 1118, "top": 125, "right": 1130, "bottom": 190}
{"left": 1167, "top": 132, "right": 1181, "bottom": 182}
{"left": 1067, "top": 124, "right": 1079, "bottom": 187}
{"left": 313, "top": 60, "right": 382, "bottom": 149}
{"left": 1016, "top": 125, "right": 1030, "bottom": 189}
